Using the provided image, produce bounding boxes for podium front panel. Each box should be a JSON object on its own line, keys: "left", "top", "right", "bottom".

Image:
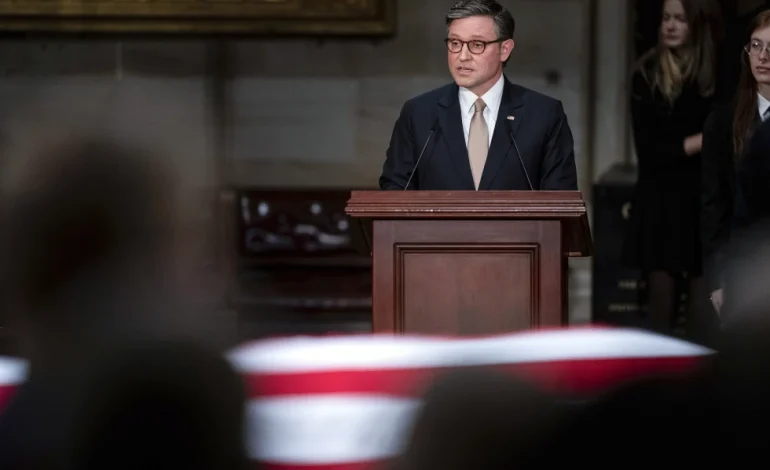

{"left": 371, "top": 219, "right": 564, "bottom": 335}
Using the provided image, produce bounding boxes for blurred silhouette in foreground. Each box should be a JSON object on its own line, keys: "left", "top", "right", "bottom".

{"left": 400, "top": 332, "right": 770, "bottom": 468}
{"left": 1, "top": 136, "right": 178, "bottom": 356}
{"left": 397, "top": 367, "right": 562, "bottom": 470}
{"left": 546, "top": 225, "right": 770, "bottom": 467}
{"left": 0, "top": 136, "right": 247, "bottom": 469}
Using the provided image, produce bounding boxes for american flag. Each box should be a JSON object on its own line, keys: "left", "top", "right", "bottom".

{"left": 0, "top": 327, "right": 713, "bottom": 470}
{"left": 227, "top": 327, "right": 712, "bottom": 470}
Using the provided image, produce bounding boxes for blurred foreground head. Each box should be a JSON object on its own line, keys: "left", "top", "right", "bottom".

{"left": 721, "top": 223, "right": 770, "bottom": 322}
{"left": 397, "top": 367, "right": 560, "bottom": 470}
{"left": 0, "top": 135, "right": 178, "bottom": 355}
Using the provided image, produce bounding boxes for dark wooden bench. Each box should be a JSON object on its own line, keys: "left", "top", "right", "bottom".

{"left": 231, "top": 189, "right": 373, "bottom": 339}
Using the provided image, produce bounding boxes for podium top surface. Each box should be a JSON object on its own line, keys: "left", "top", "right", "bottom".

{"left": 345, "top": 190, "right": 586, "bottom": 219}
{"left": 345, "top": 190, "right": 592, "bottom": 257}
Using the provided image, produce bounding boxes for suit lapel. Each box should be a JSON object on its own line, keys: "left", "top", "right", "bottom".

{"left": 438, "top": 85, "right": 475, "bottom": 189}
{"left": 479, "top": 78, "right": 524, "bottom": 190}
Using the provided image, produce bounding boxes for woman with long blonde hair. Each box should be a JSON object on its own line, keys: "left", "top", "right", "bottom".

{"left": 623, "top": 0, "right": 722, "bottom": 341}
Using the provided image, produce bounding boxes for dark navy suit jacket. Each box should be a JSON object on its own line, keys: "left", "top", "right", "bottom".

{"left": 379, "top": 76, "right": 578, "bottom": 190}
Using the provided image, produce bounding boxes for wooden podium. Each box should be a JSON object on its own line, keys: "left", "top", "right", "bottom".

{"left": 345, "top": 191, "right": 592, "bottom": 335}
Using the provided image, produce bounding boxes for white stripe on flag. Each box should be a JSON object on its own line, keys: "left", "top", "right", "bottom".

{"left": 229, "top": 336, "right": 453, "bottom": 373}
{"left": 0, "top": 357, "right": 27, "bottom": 385}
{"left": 248, "top": 395, "right": 421, "bottom": 464}
{"left": 229, "top": 328, "right": 713, "bottom": 373}
{"left": 453, "top": 329, "right": 713, "bottom": 365}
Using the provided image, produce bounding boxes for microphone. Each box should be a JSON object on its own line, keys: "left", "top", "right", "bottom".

{"left": 403, "top": 116, "right": 440, "bottom": 190}
{"left": 507, "top": 116, "right": 534, "bottom": 190}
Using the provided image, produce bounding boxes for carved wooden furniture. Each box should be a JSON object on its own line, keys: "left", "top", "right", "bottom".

{"left": 233, "top": 189, "right": 372, "bottom": 338}
{"left": 0, "top": 0, "right": 395, "bottom": 35}
{"left": 345, "top": 190, "right": 592, "bottom": 335}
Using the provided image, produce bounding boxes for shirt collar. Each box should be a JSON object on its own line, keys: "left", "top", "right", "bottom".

{"left": 458, "top": 74, "right": 505, "bottom": 117}
{"left": 759, "top": 92, "right": 770, "bottom": 118}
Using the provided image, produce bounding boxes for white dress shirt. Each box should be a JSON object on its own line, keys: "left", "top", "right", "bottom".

{"left": 759, "top": 92, "right": 770, "bottom": 121}
{"left": 458, "top": 74, "right": 505, "bottom": 147}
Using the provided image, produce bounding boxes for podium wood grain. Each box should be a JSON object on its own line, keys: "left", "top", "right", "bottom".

{"left": 346, "top": 191, "right": 591, "bottom": 335}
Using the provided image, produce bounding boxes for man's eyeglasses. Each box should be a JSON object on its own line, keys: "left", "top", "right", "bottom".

{"left": 745, "top": 40, "right": 770, "bottom": 57}
{"left": 445, "top": 38, "right": 504, "bottom": 54}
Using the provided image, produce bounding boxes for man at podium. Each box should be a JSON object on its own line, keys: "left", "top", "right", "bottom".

{"left": 379, "top": 0, "right": 578, "bottom": 191}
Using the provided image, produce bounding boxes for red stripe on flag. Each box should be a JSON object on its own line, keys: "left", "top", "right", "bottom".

{"left": 0, "top": 384, "right": 19, "bottom": 409}
{"left": 245, "top": 356, "right": 706, "bottom": 398}
{"left": 506, "top": 356, "right": 705, "bottom": 393}
{"left": 247, "top": 367, "right": 438, "bottom": 398}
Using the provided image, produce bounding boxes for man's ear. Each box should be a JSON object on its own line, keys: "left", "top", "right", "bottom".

{"left": 500, "top": 39, "right": 515, "bottom": 62}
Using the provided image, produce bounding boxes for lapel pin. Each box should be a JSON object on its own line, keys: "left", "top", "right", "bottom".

{"left": 507, "top": 115, "right": 515, "bottom": 121}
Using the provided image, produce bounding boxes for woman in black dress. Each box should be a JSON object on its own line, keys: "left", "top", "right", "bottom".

{"left": 624, "top": 0, "right": 722, "bottom": 336}
{"left": 702, "top": 9, "right": 770, "bottom": 323}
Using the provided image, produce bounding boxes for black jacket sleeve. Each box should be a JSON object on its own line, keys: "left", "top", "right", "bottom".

{"left": 379, "top": 100, "right": 417, "bottom": 190}
{"left": 741, "top": 118, "right": 770, "bottom": 218}
{"left": 539, "top": 101, "right": 578, "bottom": 190}
{"left": 701, "top": 105, "right": 734, "bottom": 292}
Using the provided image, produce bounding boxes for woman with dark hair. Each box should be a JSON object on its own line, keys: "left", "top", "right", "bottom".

{"left": 624, "top": 0, "right": 722, "bottom": 339}
{"left": 702, "top": 9, "right": 770, "bottom": 323}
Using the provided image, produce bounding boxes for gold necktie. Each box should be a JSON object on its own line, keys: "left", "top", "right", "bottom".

{"left": 468, "top": 98, "right": 488, "bottom": 189}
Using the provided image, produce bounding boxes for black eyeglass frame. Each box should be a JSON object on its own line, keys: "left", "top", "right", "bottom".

{"left": 444, "top": 38, "right": 505, "bottom": 54}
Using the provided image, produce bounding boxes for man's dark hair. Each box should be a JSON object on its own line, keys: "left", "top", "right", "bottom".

{"left": 445, "top": 0, "right": 516, "bottom": 40}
